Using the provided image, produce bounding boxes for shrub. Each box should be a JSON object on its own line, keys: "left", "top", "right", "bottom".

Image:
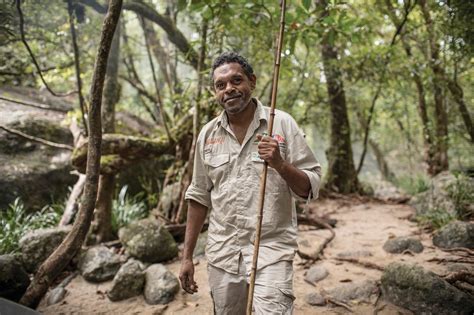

{"left": 0, "top": 198, "right": 61, "bottom": 254}
{"left": 416, "top": 207, "right": 456, "bottom": 230}
{"left": 447, "top": 174, "right": 474, "bottom": 220}
{"left": 396, "top": 174, "right": 430, "bottom": 195}
{"left": 111, "top": 185, "right": 148, "bottom": 234}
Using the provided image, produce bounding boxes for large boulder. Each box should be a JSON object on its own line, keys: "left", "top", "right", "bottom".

{"left": 19, "top": 226, "right": 72, "bottom": 273}
{"left": 381, "top": 262, "right": 474, "bottom": 315}
{"left": 432, "top": 220, "right": 474, "bottom": 249}
{"left": 144, "top": 264, "right": 179, "bottom": 305}
{"left": 107, "top": 259, "right": 145, "bottom": 301}
{"left": 0, "top": 255, "right": 30, "bottom": 301}
{"left": 119, "top": 219, "right": 178, "bottom": 263}
{"left": 0, "top": 86, "right": 75, "bottom": 210}
{"left": 383, "top": 236, "right": 424, "bottom": 253}
{"left": 78, "top": 246, "right": 121, "bottom": 282}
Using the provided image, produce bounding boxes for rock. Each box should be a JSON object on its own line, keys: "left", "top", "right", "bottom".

{"left": 305, "top": 292, "right": 326, "bottom": 306}
{"left": 433, "top": 221, "right": 474, "bottom": 249}
{"left": 157, "top": 182, "right": 181, "bottom": 218}
{"left": 0, "top": 86, "right": 75, "bottom": 210}
{"left": 383, "top": 236, "right": 424, "bottom": 253}
{"left": 0, "top": 254, "right": 31, "bottom": 301}
{"left": 144, "top": 264, "right": 179, "bottom": 305}
{"left": 446, "top": 263, "right": 473, "bottom": 273}
{"left": 381, "top": 262, "right": 474, "bottom": 315}
{"left": 119, "top": 219, "right": 178, "bottom": 263}
{"left": 410, "top": 171, "right": 473, "bottom": 219}
{"left": 327, "top": 280, "right": 379, "bottom": 304}
{"left": 19, "top": 226, "right": 72, "bottom": 273}
{"left": 46, "top": 287, "right": 67, "bottom": 306}
{"left": 336, "top": 250, "right": 372, "bottom": 258}
{"left": 107, "top": 259, "right": 145, "bottom": 301}
{"left": 78, "top": 246, "right": 121, "bottom": 282}
{"left": 304, "top": 265, "right": 329, "bottom": 284}
{"left": 193, "top": 231, "right": 208, "bottom": 257}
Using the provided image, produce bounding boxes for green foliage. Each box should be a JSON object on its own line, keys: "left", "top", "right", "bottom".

{"left": 0, "top": 198, "right": 62, "bottom": 254}
{"left": 416, "top": 207, "right": 456, "bottom": 230}
{"left": 396, "top": 175, "right": 430, "bottom": 195}
{"left": 111, "top": 186, "right": 148, "bottom": 234}
{"left": 447, "top": 174, "right": 474, "bottom": 220}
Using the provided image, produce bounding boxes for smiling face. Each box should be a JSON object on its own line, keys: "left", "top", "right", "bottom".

{"left": 212, "top": 62, "right": 256, "bottom": 116}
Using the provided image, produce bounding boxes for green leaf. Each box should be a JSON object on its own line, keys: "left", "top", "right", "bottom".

{"left": 302, "top": 0, "right": 311, "bottom": 11}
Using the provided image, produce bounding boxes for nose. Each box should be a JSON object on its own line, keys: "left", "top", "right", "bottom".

{"left": 224, "top": 82, "right": 236, "bottom": 94}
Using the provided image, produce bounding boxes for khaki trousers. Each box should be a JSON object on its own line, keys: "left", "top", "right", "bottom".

{"left": 207, "top": 256, "right": 294, "bottom": 315}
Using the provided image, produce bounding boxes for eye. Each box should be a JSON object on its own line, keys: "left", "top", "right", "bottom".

{"left": 215, "top": 82, "right": 225, "bottom": 90}
{"left": 232, "top": 77, "right": 242, "bottom": 84}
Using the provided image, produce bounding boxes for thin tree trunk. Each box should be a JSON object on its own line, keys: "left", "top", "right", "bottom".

{"left": 383, "top": 0, "right": 437, "bottom": 174}
{"left": 90, "top": 21, "right": 121, "bottom": 244}
{"left": 19, "top": 0, "right": 122, "bottom": 308}
{"left": 447, "top": 76, "right": 473, "bottom": 143}
{"left": 419, "top": 0, "right": 449, "bottom": 175}
{"left": 67, "top": 0, "right": 89, "bottom": 136}
{"left": 319, "top": 0, "right": 360, "bottom": 194}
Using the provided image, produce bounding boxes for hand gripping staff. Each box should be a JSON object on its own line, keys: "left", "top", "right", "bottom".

{"left": 246, "top": 1, "right": 287, "bottom": 314}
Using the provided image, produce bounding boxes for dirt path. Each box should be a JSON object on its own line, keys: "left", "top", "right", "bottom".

{"left": 38, "top": 198, "right": 453, "bottom": 314}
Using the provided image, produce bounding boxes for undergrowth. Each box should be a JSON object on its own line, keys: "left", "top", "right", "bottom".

{"left": 0, "top": 198, "right": 62, "bottom": 254}
{"left": 111, "top": 185, "right": 148, "bottom": 234}
{"left": 396, "top": 174, "right": 430, "bottom": 195}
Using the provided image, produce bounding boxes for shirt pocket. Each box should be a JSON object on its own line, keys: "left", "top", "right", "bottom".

{"left": 249, "top": 160, "right": 287, "bottom": 194}
{"left": 204, "top": 153, "right": 230, "bottom": 188}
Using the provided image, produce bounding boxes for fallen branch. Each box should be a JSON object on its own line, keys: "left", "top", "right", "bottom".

{"left": 297, "top": 218, "right": 335, "bottom": 261}
{"left": 297, "top": 213, "right": 337, "bottom": 229}
{"left": 428, "top": 257, "right": 474, "bottom": 264}
{"left": 440, "top": 247, "right": 474, "bottom": 256}
{"left": 0, "top": 124, "right": 74, "bottom": 150}
{"left": 334, "top": 257, "right": 385, "bottom": 271}
{"left": 0, "top": 96, "right": 69, "bottom": 112}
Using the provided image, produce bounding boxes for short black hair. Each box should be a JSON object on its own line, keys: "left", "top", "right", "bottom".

{"left": 210, "top": 52, "right": 254, "bottom": 86}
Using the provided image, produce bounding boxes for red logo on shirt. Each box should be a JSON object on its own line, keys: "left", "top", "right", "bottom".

{"left": 273, "top": 134, "right": 285, "bottom": 143}
{"left": 205, "top": 137, "right": 225, "bottom": 145}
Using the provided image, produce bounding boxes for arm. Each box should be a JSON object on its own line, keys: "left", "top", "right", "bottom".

{"left": 257, "top": 134, "right": 311, "bottom": 198}
{"left": 179, "top": 199, "right": 207, "bottom": 294}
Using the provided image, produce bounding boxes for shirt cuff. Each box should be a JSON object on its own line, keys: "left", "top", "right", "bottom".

{"left": 185, "top": 183, "right": 211, "bottom": 209}
{"left": 290, "top": 169, "right": 321, "bottom": 201}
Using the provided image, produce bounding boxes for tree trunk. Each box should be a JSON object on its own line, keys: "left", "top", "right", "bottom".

{"left": 90, "top": 19, "right": 121, "bottom": 244}
{"left": 319, "top": 1, "right": 360, "bottom": 194}
{"left": 419, "top": 0, "right": 449, "bottom": 175}
{"left": 383, "top": 0, "right": 439, "bottom": 175}
{"left": 19, "top": 0, "right": 122, "bottom": 308}
{"left": 447, "top": 76, "right": 473, "bottom": 143}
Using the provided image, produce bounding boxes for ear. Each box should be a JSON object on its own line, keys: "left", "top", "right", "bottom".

{"left": 249, "top": 74, "right": 257, "bottom": 90}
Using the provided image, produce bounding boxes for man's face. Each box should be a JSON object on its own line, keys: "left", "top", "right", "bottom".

{"left": 212, "top": 62, "right": 256, "bottom": 115}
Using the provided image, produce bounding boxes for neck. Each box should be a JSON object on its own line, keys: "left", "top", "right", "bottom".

{"left": 226, "top": 98, "right": 256, "bottom": 127}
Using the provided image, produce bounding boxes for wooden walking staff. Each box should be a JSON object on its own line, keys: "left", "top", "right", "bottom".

{"left": 246, "top": 1, "right": 287, "bottom": 314}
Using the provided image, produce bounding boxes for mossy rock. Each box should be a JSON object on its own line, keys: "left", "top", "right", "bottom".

{"left": 119, "top": 219, "right": 178, "bottom": 263}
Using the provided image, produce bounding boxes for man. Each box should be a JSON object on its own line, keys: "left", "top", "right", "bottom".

{"left": 179, "top": 52, "right": 321, "bottom": 314}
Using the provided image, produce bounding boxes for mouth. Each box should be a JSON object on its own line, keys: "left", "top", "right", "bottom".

{"left": 224, "top": 94, "right": 241, "bottom": 103}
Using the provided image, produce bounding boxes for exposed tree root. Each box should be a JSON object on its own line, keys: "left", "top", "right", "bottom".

{"left": 334, "top": 257, "right": 385, "bottom": 271}
{"left": 297, "top": 215, "right": 335, "bottom": 263}
{"left": 428, "top": 257, "right": 474, "bottom": 264}
{"left": 443, "top": 271, "right": 474, "bottom": 285}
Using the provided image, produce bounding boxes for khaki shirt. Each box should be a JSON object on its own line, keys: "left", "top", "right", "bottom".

{"left": 185, "top": 98, "right": 321, "bottom": 274}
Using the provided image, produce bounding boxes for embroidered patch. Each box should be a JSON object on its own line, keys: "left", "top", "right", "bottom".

{"left": 205, "top": 137, "right": 224, "bottom": 145}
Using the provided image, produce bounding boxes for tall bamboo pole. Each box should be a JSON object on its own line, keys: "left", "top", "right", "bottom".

{"left": 246, "top": 1, "right": 286, "bottom": 313}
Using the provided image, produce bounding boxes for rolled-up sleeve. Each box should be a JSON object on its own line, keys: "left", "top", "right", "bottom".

{"left": 185, "top": 132, "right": 212, "bottom": 208}
{"left": 286, "top": 119, "right": 322, "bottom": 201}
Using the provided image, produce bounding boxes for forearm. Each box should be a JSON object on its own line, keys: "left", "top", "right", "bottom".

{"left": 275, "top": 161, "right": 311, "bottom": 198}
{"left": 182, "top": 200, "right": 208, "bottom": 261}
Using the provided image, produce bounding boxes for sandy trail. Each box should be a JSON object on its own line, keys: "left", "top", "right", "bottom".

{"left": 38, "top": 198, "right": 454, "bottom": 314}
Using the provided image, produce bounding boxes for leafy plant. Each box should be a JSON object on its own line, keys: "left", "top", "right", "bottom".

{"left": 0, "top": 198, "right": 62, "bottom": 254}
{"left": 447, "top": 174, "right": 474, "bottom": 220}
{"left": 111, "top": 185, "right": 148, "bottom": 234}
{"left": 416, "top": 207, "right": 456, "bottom": 230}
{"left": 396, "top": 175, "right": 430, "bottom": 195}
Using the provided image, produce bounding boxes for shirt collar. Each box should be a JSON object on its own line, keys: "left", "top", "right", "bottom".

{"left": 217, "top": 97, "right": 267, "bottom": 129}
